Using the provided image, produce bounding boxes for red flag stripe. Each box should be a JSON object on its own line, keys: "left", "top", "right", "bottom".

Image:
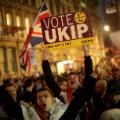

{"left": 35, "top": 12, "right": 49, "bottom": 24}
{"left": 32, "top": 32, "right": 42, "bottom": 35}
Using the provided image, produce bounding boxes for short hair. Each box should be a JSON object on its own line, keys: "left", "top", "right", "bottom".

{"left": 57, "top": 76, "right": 67, "bottom": 85}
{"left": 36, "top": 87, "right": 54, "bottom": 97}
{"left": 68, "top": 72, "right": 77, "bottom": 76}
{"left": 3, "top": 78, "right": 13, "bottom": 86}
{"left": 112, "top": 67, "right": 119, "bottom": 72}
{"left": 100, "top": 109, "right": 120, "bottom": 120}
{"left": 3, "top": 82, "right": 14, "bottom": 89}
{"left": 24, "top": 77, "right": 34, "bottom": 87}
{"left": 96, "top": 79, "right": 107, "bottom": 88}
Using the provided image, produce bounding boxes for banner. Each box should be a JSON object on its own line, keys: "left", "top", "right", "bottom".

{"left": 41, "top": 9, "right": 94, "bottom": 49}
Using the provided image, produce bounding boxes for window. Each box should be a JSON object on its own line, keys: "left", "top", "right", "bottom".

{"left": 49, "top": 0, "right": 54, "bottom": 15}
{"left": 6, "top": 13, "right": 12, "bottom": 25}
{"left": 23, "top": 0, "right": 29, "bottom": 5}
{"left": 8, "top": 48, "right": 17, "bottom": 72}
{"left": 16, "top": 15, "right": 22, "bottom": 27}
{"left": 0, "top": 7, "right": 2, "bottom": 35}
{"left": 16, "top": 15, "right": 23, "bottom": 36}
{"left": 25, "top": 17, "right": 30, "bottom": 33}
{"left": 31, "top": 0, "right": 36, "bottom": 7}
{"left": 55, "top": 0, "right": 60, "bottom": 15}
{"left": 0, "top": 6, "right": 2, "bottom": 25}
{"left": 35, "top": 49, "right": 42, "bottom": 72}
{"left": 36, "top": 0, "right": 41, "bottom": 8}
{"left": 0, "top": 48, "right": 7, "bottom": 72}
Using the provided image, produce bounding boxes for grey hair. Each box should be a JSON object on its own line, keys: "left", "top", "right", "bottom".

{"left": 100, "top": 109, "right": 120, "bottom": 120}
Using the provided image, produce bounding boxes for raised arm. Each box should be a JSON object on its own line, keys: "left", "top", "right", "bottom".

{"left": 59, "top": 45, "right": 96, "bottom": 120}
{"left": 41, "top": 47, "right": 61, "bottom": 98}
{"left": 83, "top": 44, "right": 93, "bottom": 76}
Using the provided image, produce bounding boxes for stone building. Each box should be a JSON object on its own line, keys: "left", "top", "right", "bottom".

{"left": 103, "top": 0, "right": 120, "bottom": 56}
{"left": 0, "top": 0, "right": 103, "bottom": 79}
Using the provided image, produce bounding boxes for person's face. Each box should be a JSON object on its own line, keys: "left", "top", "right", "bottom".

{"left": 5, "top": 85, "right": 17, "bottom": 101}
{"left": 60, "top": 81, "right": 67, "bottom": 90}
{"left": 109, "top": 95, "right": 120, "bottom": 104}
{"left": 36, "top": 90, "right": 54, "bottom": 112}
{"left": 68, "top": 74, "right": 80, "bottom": 92}
{"left": 95, "top": 82, "right": 107, "bottom": 96}
{"left": 112, "top": 70, "right": 119, "bottom": 79}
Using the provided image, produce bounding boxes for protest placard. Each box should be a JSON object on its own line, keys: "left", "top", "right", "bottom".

{"left": 41, "top": 9, "right": 94, "bottom": 49}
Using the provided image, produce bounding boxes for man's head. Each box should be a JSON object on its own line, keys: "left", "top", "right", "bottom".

{"left": 111, "top": 67, "right": 120, "bottom": 80}
{"left": 107, "top": 80, "right": 120, "bottom": 104}
{"left": 95, "top": 79, "right": 107, "bottom": 97}
{"left": 57, "top": 76, "right": 67, "bottom": 90}
{"left": 24, "top": 77, "right": 35, "bottom": 91}
{"left": 67, "top": 72, "right": 80, "bottom": 92}
{"left": 4, "top": 83, "right": 17, "bottom": 102}
{"left": 36, "top": 88, "right": 55, "bottom": 112}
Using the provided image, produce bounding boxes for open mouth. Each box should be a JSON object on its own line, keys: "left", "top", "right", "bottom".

{"left": 71, "top": 81, "right": 75, "bottom": 85}
{"left": 41, "top": 103, "right": 46, "bottom": 108}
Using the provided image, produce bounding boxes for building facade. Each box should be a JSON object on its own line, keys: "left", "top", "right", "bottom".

{"left": 0, "top": 0, "right": 103, "bottom": 78}
{"left": 103, "top": 0, "right": 120, "bottom": 53}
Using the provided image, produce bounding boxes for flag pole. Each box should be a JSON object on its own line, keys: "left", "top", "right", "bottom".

{"left": 20, "top": 0, "right": 49, "bottom": 76}
{"left": 30, "top": 0, "right": 48, "bottom": 75}
{"left": 32, "top": 0, "right": 47, "bottom": 27}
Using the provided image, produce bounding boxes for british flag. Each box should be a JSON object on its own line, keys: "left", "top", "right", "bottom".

{"left": 20, "top": 0, "right": 49, "bottom": 72}
{"left": 20, "top": 28, "right": 32, "bottom": 72}
{"left": 30, "top": 1, "right": 49, "bottom": 46}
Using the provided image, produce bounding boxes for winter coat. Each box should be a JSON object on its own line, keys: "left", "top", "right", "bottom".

{"left": 0, "top": 85, "right": 24, "bottom": 120}
{"left": 0, "top": 105, "right": 9, "bottom": 120}
{"left": 20, "top": 100, "right": 40, "bottom": 120}
{"left": 49, "top": 98, "right": 68, "bottom": 120}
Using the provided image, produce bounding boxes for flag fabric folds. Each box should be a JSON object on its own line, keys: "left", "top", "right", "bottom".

{"left": 20, "top": 28, "right": 32, "bottom": 72}
{"left": 20, "top": 0, "right": 49, "bottom": 72}
{"left": 30, "top": 1, "right": 49, "bottom": 46}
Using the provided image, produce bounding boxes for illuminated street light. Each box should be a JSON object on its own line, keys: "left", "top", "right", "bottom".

{"left": 105, "top": 0, "right": 117, "bottom": 14}
{"left": 104, "top": 25, "right": 110, "bottom": 31}
{"left": 105, "top": 6, "right": 117, "bottom": 14}
{"left": 80, "top": 2, "right": 86, "bottom": 8}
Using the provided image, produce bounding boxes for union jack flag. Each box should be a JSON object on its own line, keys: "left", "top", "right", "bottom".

{"left": 20, "top": 0, "right": 49, "bottom": 72}
{"left": 30, "top": 0, "right": 49, "bottom": 46}
{"left": 20, "top": 28, "right": 32, "bottom": 72}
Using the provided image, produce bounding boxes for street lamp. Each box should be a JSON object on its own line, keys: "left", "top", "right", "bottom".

{"left": 104, "top": 25, "right": 110, "bottom": 32}
{"left": 105, "top": 0, "right": 117, "bottom": 14}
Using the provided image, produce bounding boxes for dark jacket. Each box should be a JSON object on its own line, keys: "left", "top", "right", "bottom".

{"left": 0, "top": 85, "right": 24, "bottom": 120}
{"left": 92, "top": 92, "right": 106, "bottom": 120}
{"left": 0, "top": 106, "right": 9, "bottom": 120}
{"left": 42, "top": 60, "right": 61, "bottom": 101}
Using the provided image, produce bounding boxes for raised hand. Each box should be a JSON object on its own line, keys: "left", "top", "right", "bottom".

{"left": 82, "top": 44, "right": 90, "bottom": 56}
{"left": 40, "top": 45, "right": 49, "bottom": 60}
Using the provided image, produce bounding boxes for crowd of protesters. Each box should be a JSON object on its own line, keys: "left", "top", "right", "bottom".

{"left": 0, "top": 44, "right": 120, "bottom": 120}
